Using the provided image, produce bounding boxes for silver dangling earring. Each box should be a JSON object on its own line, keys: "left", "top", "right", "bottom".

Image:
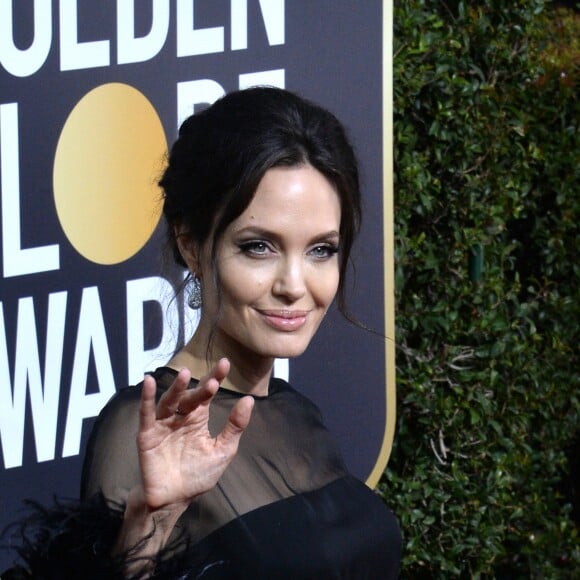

{"left": 188, "top": 275, "right": 202, "bottom": 309}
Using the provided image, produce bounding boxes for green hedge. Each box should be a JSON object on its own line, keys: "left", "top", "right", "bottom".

{"left": 381, "top": 1, "right": 579, "bottom": 577}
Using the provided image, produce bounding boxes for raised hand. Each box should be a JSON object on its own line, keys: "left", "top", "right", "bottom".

{"left": 136, "top": 358, "right": 254, "bottom": 511}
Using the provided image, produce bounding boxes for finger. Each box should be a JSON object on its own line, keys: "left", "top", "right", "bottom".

{"left": 218, "top": 396, "right": 254, "bottom": 447}
{"left": 199, "top": 357, "right": 230, "bottom": 388}
{"left": 139, "top": 374, "right": 158, "bottom": 431}
{"left": 175, "top": 378, "right": 218, "bottom": 415}
{"left": 157, "top": 368, "right": 192, "bottom": 419}
{"left": 212, "top": 357, "right": 231, "bottom": 383}
{"left": 160, "top": 359, "right": 231, "bottom": 417}
{"left": 175, "top": 358, "right": 230, "bottom": 415}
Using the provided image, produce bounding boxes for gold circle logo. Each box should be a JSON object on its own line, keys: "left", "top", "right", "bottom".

{"left": 53, "top": 83, "right": 167, "bottom": 265}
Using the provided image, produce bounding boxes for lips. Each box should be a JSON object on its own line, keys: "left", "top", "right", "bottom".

{"left": 256, "top": 309, "right": 310, "bottom": 331}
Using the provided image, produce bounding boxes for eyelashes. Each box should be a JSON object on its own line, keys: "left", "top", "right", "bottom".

{"left": 236, "top": 240, "right": 270, "bottom": 256}
{"left": 236, "top": 240, "right": 339, "bottom": 260}
{"left": 308, "top": 244, "right": 339, "bottom": 259}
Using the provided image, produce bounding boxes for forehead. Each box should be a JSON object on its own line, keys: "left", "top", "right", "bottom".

{"left": 230, "top": 165, "right": 341, "bottom": 233}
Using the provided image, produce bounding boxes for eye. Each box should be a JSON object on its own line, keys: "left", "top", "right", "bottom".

{"left": 308, "top": 244, "right": 339, "bottom": 260}
{"left": 236, "top": 240, "right": 272, "bottom": 257}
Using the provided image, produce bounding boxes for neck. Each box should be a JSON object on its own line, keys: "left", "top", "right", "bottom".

{"left": 168, "top": 330, "right": 274, "bottom": 397}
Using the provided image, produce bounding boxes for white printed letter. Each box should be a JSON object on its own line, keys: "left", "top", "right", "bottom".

{"left": 239, "top": 69, "right": 285, "bottom": 90}
{"left": 0, "top": 103, "right": 60, "bottom": 277}
{"left": 177, "top": 0, "right": 224, "bottom": 57}
{"left": 62, "top": 287, "right": 116, "bottom": 458}
{"left": 126, "top": 276, "right": 180, "bottom": 385}
{"left": 60, "top": 0, "right": 110, "bottom": 71}
{"left": 0, "top": 0, "right": 52, "bottom": 77}
{"left": 176, "top": 78, "right": 224, "bottom": 128}
{"left": 231, "top": 0, "right": 285, "bottom": 51}
{"left": 117, "top": 0, "right": 170, "bottom": 65}
{"left": 0, "top": 293, "right": 67, "bottom": 469}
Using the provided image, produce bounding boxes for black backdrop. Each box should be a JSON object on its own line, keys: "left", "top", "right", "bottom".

{"left": 0, "top": 1, "right": 392, "bottom": 570}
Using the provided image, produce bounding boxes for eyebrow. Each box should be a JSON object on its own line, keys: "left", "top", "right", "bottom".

{"left": 232, "top": 226, "right": 340, "bottom": 243}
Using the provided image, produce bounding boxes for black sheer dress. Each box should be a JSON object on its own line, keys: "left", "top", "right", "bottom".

{"left": 81, "top": 368, "right": 401, "bottom": 579}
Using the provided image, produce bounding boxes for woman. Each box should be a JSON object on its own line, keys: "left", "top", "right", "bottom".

{"left": 6, "top": 87, "right": 400, "bottom": 579}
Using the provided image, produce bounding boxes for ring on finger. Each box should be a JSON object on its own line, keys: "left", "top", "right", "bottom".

{"left": 174, "top": 406, "right": 187, "bottom": 416}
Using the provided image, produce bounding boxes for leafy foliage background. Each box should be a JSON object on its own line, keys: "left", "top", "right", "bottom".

{"left": 380, "top": 1, "right": 579, "bottom": 577}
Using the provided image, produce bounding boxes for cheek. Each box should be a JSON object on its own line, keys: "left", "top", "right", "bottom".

{"left": 311, "top": 266, "right": 340, "bottom": 305}
{"left": 219, "top": 265, "right": 269, "bottom": 307}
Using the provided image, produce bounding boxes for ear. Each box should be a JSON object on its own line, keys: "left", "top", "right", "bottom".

{"left": 175, "top": 226, "right": 201, "bottom": 275}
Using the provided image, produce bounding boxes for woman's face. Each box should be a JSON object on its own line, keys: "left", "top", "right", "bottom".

{"left": 198, "top": 164, "right": 341, "bottom": 362}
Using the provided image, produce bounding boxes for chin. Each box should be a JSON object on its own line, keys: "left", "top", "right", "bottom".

{"left": 257, "top": 337, "right": 312, "bottom": 360}
{"left": 269, "top": 347, "right": 308, "bottom": 360}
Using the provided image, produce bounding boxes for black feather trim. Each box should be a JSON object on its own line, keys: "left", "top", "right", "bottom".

{"left": 0, "top": 495, "right": 202, "bottom": 579}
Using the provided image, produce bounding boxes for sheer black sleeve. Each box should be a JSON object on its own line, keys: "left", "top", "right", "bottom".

{"left": 81, "top": 384, "right": 143, "bottom": 504}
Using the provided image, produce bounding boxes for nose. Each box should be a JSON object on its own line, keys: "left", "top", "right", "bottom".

{"left": 272, "top": 257, "right": 306, "bottom": 302}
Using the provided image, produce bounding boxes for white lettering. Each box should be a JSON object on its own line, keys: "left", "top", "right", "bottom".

{"left": 126, "top": 276, "right": 180, "bottom": 385}
{"left": 59, "top": 0, "right": 110, "bottom": 71}
{"left": 231, "top": 0, "right": 285, "bottom": 51}
{"left": 176, "top": 71, "right": 284, "bottom": 129}
{"left": 0, "top": 0, "right": 52, "bottom": 77}
{"left": 0, "top": 293, "right": 67, "bottom": 469}
{"left": 177, "top": 0, "right": 224, "bottom": 57}
{"left": 117, "top": 0, "right": 170, "bottom": 65}
{"left": 239, "top": 68, "right": 285, "bottom": 89}
{"left": 62, "top": 287, "right": 115, "bottom": 458}
{"left": 273, "top": 358, "right": 288, "bottom": 381}
{"left": 0, "top": 103, "right": 60, "bottom": 277}
{"left": 1, "top": 0, "right": 286, "bottom": 76}
{"left": 0, "top": 306, "right": 14, "bottom": 468}
{"left": 177, "top": 78, "right": 225, "bottom": 127}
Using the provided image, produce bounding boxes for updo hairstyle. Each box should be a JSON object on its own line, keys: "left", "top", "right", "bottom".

{"left": 159, "top": 87, "right": 361, "bottom": 316}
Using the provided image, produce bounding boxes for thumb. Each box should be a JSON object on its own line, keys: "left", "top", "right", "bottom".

{"left": 219, "top": 396, "right": 254, "bottom": 447}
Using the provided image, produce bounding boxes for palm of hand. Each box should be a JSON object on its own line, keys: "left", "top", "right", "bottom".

{"left": 136, "top": 364, "right": 254, "bottom": 510}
